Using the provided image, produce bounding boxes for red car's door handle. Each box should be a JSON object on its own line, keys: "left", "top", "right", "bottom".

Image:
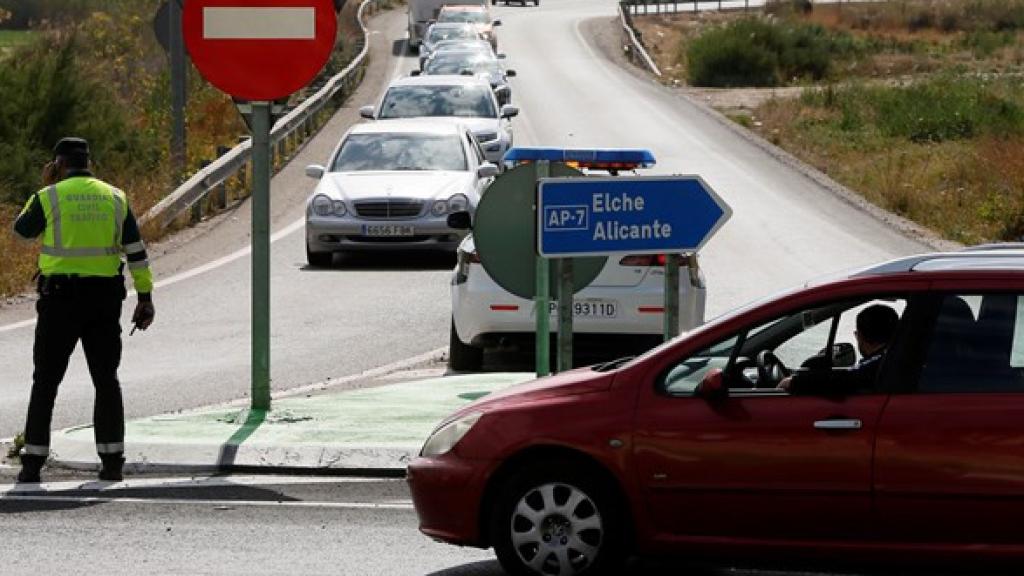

{"left": 814, "top": 419, "right": 862, "bottom": 431}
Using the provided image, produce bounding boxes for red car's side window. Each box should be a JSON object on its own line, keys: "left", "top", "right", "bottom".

{"left": 917, "top": 293, "right": 1024, "bottom": 393}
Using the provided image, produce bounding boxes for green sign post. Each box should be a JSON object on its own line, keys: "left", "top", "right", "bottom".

{"left": 250, "top": 102, "right": 271, "bottom": 410}
{"left": 664, "top": 254, "right": 680, "bottom": 341}
{"left": 534, "top": 161, "right": 551, "bottom": 376}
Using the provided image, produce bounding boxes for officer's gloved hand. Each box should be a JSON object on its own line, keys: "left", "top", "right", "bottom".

{"left": 132, "top": 301, "right": 156, "bottom": 331}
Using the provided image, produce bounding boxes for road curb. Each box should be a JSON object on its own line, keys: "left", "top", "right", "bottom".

{"left": 49, "top": 430, "right": 419, "bottom": 474}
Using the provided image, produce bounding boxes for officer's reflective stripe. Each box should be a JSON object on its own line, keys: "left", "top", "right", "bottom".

{"left": 123, "top": 241, "right": 146, "bottom": 254}
{"left": 23, "top": 444, "right": 49, "bottom": 456}
{"left": 96, "top": 442, "right": 124, "bottom": 454}
{"left": 41, "top": 246, "right": 121, "bottom": 257}
{"left": 128, "top": 259, "right": 150, "bottom": 271}
{"left": 46, "top": 185, "right": 62, "bottom": 248}
{"left": 111, "top": 191, "right": 125, "bottom": 246}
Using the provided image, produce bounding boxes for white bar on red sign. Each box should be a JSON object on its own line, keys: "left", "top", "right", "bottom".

{"left": 203, "top": 7, "right": 316, "bottom": 40}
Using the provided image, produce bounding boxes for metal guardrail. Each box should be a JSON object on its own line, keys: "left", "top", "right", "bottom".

{"left": 141, "top": 0, "right": 380, "bottom": 230}
{"left": 622, "top": 0, "right": 760, "bottom": 16}
{"left": 619, "top": 2, "right": 662, "bottom": 77}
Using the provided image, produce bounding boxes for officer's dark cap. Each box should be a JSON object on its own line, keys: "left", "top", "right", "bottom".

{"left": 53, "top": 137, "right": 90, "bottom": 158}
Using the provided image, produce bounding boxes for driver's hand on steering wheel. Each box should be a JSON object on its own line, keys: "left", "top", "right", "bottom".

{"left": 777, "top": 376, "right": 793, "bottom": 391}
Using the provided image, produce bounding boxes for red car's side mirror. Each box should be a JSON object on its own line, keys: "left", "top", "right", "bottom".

{"left": 696, "top": 368, "right": 728, "bottom": 401}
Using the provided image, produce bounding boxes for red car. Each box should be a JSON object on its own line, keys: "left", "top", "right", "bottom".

{"left": 408, "top": 245, "right": 1024, "bottom": 575}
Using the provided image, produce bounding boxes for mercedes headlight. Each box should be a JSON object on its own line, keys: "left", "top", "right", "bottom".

{"left": 332, "top": 200, "right": 347, "bottom": 216}
{"left": 312, "top": 194, "right": 333, "bottom": 216}
{"left": 421, "top": 411, "right": 482, "bottom": 457}
{"left": 447, "top": 193, "right": 469, "bottom": 213}
{"left": 431, "top": 199, "right": 449, "bottom": 217}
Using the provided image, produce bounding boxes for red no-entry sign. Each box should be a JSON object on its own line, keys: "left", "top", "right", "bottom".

{"left": 183, "top": 0, "right": 338, "bottom": 101}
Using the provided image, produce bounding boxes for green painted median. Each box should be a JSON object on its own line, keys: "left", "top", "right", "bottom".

{"left": 63, "top": 373, "right": 535, "bottom": 450}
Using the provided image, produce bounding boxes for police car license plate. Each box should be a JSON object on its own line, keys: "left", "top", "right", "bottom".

{"left": 547, "top": 299, "right": 618, "bottom": 319}
{"left": 363, "top": 225, "right": 415, "bottom": 237}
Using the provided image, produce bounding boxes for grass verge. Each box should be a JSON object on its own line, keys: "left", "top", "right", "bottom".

{"left": 752, "top": 76, "right": 1024, "bottom": 244}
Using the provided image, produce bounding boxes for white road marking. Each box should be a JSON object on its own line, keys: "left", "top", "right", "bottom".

{"left": 0, "top": 317, "right": 34, "bottom": 333}
{"left": 204, "top": 7, "right": 316, "bottom": 40}
{"left": 0, "top": 474, "right": 401, "bottom": 496}
{"left": 1, "top": 494, "right": 415, "bottom": 510}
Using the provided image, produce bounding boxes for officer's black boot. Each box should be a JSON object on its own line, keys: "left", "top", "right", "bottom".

{"left": 98, "top": 453, "right": 125, "bottom": 482}
{"left": 17, "top": 454, "right": 45, "bottom": 483}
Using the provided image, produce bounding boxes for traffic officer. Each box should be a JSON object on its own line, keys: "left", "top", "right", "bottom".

{"left": 12, "top": 137, "right": 155, "bottom": 483}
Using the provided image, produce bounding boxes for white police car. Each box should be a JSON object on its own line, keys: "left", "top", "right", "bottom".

{"left": 448, "top": 149, "right": 708, "bottom": 370}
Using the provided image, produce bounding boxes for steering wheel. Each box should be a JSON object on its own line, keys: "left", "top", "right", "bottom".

{"left": 755, "top": 350, "right": 789, "bottom": 388}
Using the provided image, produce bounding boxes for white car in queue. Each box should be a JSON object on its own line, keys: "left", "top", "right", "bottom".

{"left": 359, "top": 75, "right": 516, "bottom": 165}
{"left": 448, "top": 149, "right": 707, "bottom": 371}
{"left": 304, "top": 119, "right": 499, "bottom": 266}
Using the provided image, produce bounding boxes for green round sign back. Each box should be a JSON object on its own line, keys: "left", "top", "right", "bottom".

{"left": 474, "top": 164, "right": 607, "bottom": 300}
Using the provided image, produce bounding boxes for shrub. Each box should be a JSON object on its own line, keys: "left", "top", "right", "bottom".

{"left": 685, "top": 18, "right": 857, "bottom": 87}
{"left": 0, "top": 33, "right": 162, "bottom": 206}
{"left": 687, "top": 21, "right": 779, "bottom": 87}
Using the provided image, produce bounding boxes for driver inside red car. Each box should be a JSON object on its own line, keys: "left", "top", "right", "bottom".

{"left": 778, "top": 304, "right": 899, "bottom": 395}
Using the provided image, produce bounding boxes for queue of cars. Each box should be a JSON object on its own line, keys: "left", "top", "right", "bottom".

{"left": 308, "top": 1, "right": 709, "bottom": 371}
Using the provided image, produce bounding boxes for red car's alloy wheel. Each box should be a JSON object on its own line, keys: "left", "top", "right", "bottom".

{"left": 492, "top": 462, "right": 626, "bottom": 576}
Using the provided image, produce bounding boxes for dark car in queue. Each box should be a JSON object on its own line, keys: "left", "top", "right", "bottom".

{"left": 420, "top": 49, "right": 516, "bottom": 107}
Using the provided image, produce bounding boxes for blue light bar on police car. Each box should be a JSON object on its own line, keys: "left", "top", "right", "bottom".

{"left": 503, "top": 148, "right": 656, "bottom": 169}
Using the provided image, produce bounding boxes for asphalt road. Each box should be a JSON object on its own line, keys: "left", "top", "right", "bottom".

{"left": 0, "top": 0, "right": 932, "bottom": 438}
{"left": 0, "top": 473, "right": 972, "bottom": 576}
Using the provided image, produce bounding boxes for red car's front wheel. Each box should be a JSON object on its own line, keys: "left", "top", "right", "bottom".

{"left": 491, "top": 461, "right": 626, "bottom": 575}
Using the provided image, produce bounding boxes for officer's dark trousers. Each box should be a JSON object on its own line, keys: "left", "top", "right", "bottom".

{"left": 23, "top": 276, "right": 125, "bottom": 455}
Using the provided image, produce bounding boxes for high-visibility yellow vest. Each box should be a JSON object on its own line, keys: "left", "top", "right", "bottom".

{"left": 37, "top": 177, "right": 127, "bottom": 278}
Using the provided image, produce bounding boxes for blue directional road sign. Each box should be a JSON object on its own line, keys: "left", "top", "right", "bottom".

{"left": 537, "top": 176, "right": 732, "bottom": 258}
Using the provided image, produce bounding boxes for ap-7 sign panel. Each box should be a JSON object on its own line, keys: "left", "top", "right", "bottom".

{"left": 537, "top": 176, "right": 732, "bottom": 258}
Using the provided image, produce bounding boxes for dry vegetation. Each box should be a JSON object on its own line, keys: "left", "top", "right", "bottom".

{"left": 631, "top": 0, "right": 1024, "bottom": 245}
{"left": 754, "top": 95, "right": 1024, "bottom": 244}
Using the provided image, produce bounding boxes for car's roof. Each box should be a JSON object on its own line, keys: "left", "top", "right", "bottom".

{"left": 428, "top": 22, "right": 477, "bottom": 30}
{"left": 390, "top": 74, "right": 492, "bottom": 88}
{"left": 432, "top": 40, "right": 493, "bottom": 52}
{"left": 430, "top": 49, "right": 495, "bottom": 61}
{"left": 348, "top": 118, "right": 467, "bottom": 136}
{"left": 813, "top": 246, "right": 1024, "bottom": 287}
{"left": 854, "top": 246, "right": 1024, "bottom": 275}
{"left": 439, "top": 4, "right": 488, "bottom": 11}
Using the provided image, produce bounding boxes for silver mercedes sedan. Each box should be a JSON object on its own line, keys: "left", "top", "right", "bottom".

{"left": 303, "top": 118, "right": 498, "bottom": 266}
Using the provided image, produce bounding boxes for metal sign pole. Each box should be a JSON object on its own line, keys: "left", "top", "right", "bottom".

{"left": 534, "top": 161, "right": 551, "bottom": 377}
{"left": 251, "top": 101, "right": 272, "bottom": 410}
{"left": 557, "top": 259, "right": 574, "bottom": 372}
{"left": 664, "top": 253, "right": 680, "bottom": 341}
